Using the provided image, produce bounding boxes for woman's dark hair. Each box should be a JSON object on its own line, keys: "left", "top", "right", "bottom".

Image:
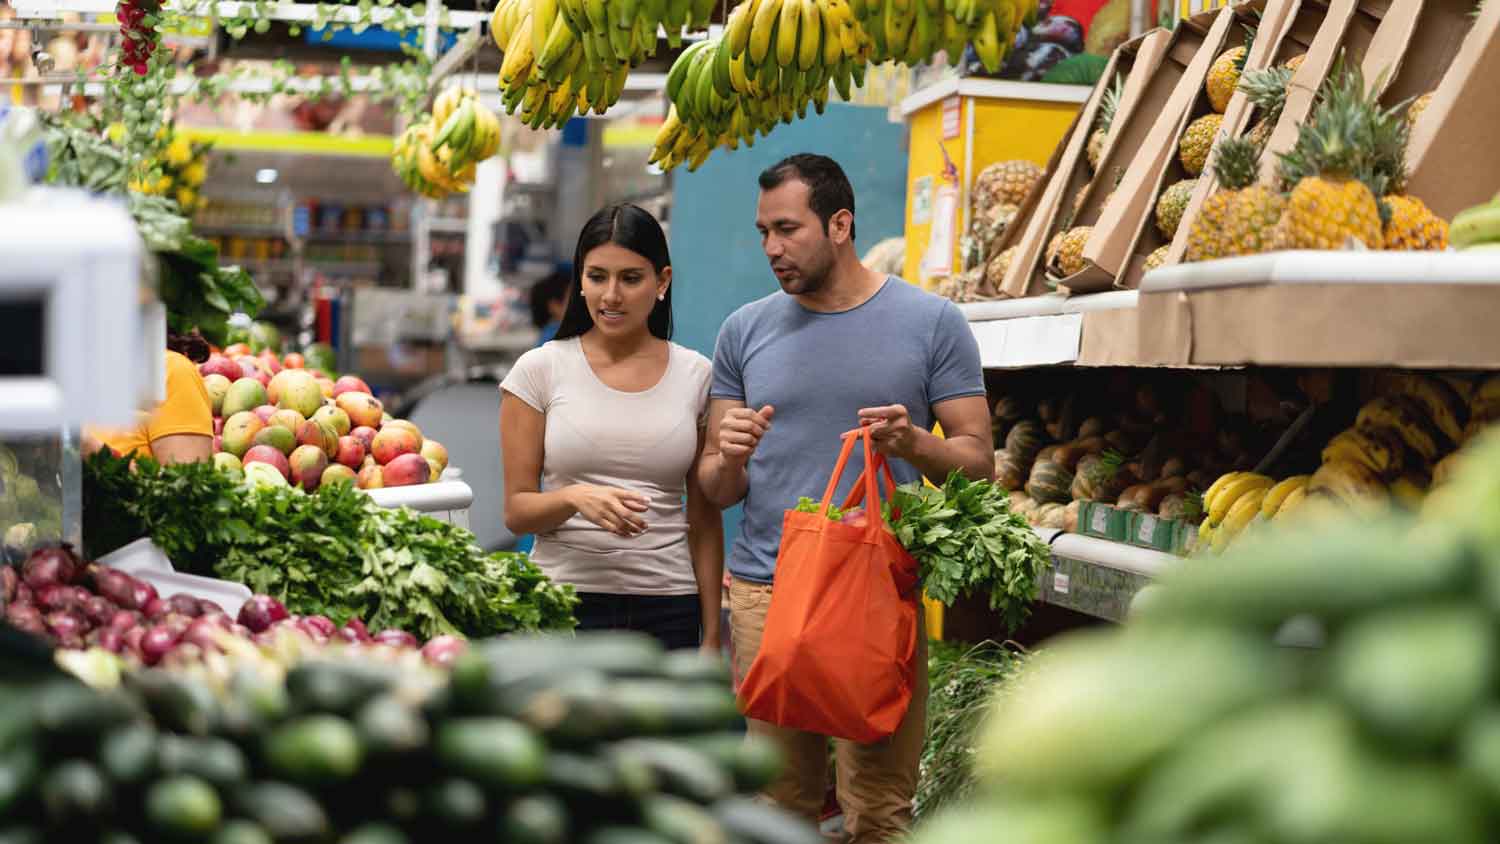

{"left": 554, "top": 204, "right": 674, "bottom": 342}
{"left": 528, "top": 270, "right": 571, "bottom": 330}
{"left": 167, "top": 330, "right": 210, "bottom": 364}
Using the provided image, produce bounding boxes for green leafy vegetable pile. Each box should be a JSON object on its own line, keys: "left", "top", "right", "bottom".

{"left": 916, "top": 640, "right": 1029, "bottom": 821}
{"left": 83, "top": 450, "right": 577, "bottom": 638}
{"left": 792, "top": 471, "right": 1051, "bottom": 632}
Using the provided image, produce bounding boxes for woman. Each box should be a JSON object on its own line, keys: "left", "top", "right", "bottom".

{"left": 85, "top": 331, "right": 214, "bottom": 464}
{"left": 500, "top": 204, "right": 723, "bottom": 652}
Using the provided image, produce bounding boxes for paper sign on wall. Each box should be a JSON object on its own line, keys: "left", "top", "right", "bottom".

{"left": 920, "top": 183, "right": 959, "bottom": 278}
{"left": 911, "top": 176, "right": 934, "bottom": 226}
{"left": 942, "top": 96, "right": 961, "bottom": 140}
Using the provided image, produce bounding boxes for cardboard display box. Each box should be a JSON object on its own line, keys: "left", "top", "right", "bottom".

{"left": 999, "top": 29, "right": 1174, "bottom": 299}
{"left": 1405, "top": 0, "right": 1500, "bottom": 218}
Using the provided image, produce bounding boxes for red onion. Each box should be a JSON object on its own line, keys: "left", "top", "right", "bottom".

{"left": 372, "top": 629, "right": 419, "bottom": 649}
{"left": 93, "top": 568, "right": 139, "bottom": 609}
{"left": 198, "top": 598, "right": 227, "bottom": 616}
{"left": 183, "top": 618, "right": 225, "bottom": 653}
{"left": 45, "top": 609, "right": 86, "bottom": 640}
{"left": 294, "top": 617, "right": 330, "bottom": 644}
{"left": 123, "top": 625, "right": 146, "bottom": 655}
{"left": 139, "top": 625, "right": 181, "bottom": 665}
{"left": 301, "top": 615, "right": 337, "bottom": 638}
{"left": 13, "top": 583, "right": 31, "bottom": 605}
{"left": 201, "top": 612, "right": 233, "bottom": 631}
{"left": 21, "top": 545, "right": 81, "bottom": 589}
{"left": 142, "top": 597, "right": 169, "bottom": 619}
{"left": 6, "top": 602, "right": 44, "bottom": 632}
{"left": 230, "top": 624, "right": 253, "bottom": 639}
{"left": 236, "top": 594, "right": 289, "bottom": 633}
{"left": 108, "top": 610, "right": 142, "bottom": 633}
{"left": 33, "top": 583, "right": 76, "bottom": 612}
{"left": 160, "top": 614, "right": 192, "bottom": 638}
{"left": 130, "top": 578, "right": 158, "bottom": 612}
{"left": 82, "top": 596, "right": 117, "bottom": 627}
{"left": 91, "top": 627, "right": 125, "bottom": 653}
{"left": 166, "top": 594, "right": 204, "bottom": 618}
{"left": 421, "top": 635, "right": 468, "bottom": 668}
{"left": 338, "top": 618, "right": 372, "bottom": 644}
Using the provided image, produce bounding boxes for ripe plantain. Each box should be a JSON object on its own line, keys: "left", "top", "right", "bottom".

{"left": 1321, "top": 426, "right": 1405, "bottom": 479}
{"left": 1309, "top": 460, "right": 1389, "bottom": 508}
{"left": 1356, "top": 395, "right": 1448, "bottom": 465}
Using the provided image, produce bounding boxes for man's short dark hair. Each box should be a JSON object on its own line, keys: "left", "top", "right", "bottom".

{"left": 759, "top": 154, "right": 857, "bottom": 242}
{"left": 528, "top": 270, "right": 571, "bottom": 330}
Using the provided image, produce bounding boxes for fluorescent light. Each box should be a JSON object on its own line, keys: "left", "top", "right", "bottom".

{"left": 255, "top": 169, "right": 279, "bottom": 184}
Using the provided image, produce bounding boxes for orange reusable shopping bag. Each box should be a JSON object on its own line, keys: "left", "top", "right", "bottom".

{"left": 737, "top": 427, "right": 921, "bottom": 743}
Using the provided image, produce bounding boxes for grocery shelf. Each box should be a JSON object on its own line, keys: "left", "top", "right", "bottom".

{"left": 1137, "top": 251, "right": 1500, "bottom": 369}
{"left": 961, "top": 291, "right": 1137, "bottom": 369}
{"left": 303, "top": 230, "right": 413, "bottom": 245}
{"left": 427, "top": 218, "right": 470, "bottom": 234}
{"left": 1033, "top": 528, "right": 1178, "bottom": 623}
{"left": 363, "top": 479, "right": 473, "bottom": 530}
{"left": 197, "top": 224, "right": 286, "bottom": 238}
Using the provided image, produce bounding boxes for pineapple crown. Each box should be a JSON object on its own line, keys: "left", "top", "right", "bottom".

{"left": 1236, "top": 22, "right": 1258, "bottom": 73}
{"left": 1475, "top": 0, "right": 1486, "bottom": 19}
{"left": 1085, "top": 449, "right": 1126, "bottom": 485}
{"left": 1096, "top": 73, "right": 1125, "bottom": 133}
{"left": 1275, "top": 58, "right": 1408, "bottom": 198}
{"left": 1238, "top": 66, "right": 1293, "bottom": 120}
{"left": 1212, "top": 135, "right": 1262, "bottom": 191}
{"left": 1183, "top": 491, "right": 1205, "bottom": 522}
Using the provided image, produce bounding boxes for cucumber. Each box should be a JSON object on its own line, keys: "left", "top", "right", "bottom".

{"left": 285, "top": 662, "right": 399, "bottom": 716}
{"left": 611, "top": 740, "right": 733, "bottom": 803}
{"left": 499, "top": 795, "right": 569, "bottom": 844}
{"left": 543, "top": 752, "right": 623, "bottom": 800}
{"left": 39, "top": 759, "right": 111, "bottom": 825}
{"left": 1460, "top": 707, "right": 1500, "bottom": 801}
{"left": 220, "top": 670, "right": 291, "bottom": 738}
{"left": 435, "top": 718, "right": 547, "bottom": 790}
{"left": 1137, "top": 520, "right": 1470, "bottom": 627}
{"left": 34, "top": 681, "right": 138, "bottom": 738}
{"left": 0, "top": 742, "right": 39, "bottom": 816}
{"left": 642, "top": 794, "right": 730, "bottom": 844}
{"left": 100, "top": 723, "right": 158, "bottom": 787}
{"left": 658, "top": 650, "right": 732, "bottom": 685}
{"left": 212, "top": 819, "right": 274, "bottom": 844}
{"left": 682, "top": 734, "right": 783, "bottom": 792}
{"left": 158, "top": 735, "right": 249, "bottom": 789}
{"left": 232, "top": 782, "right": 331, "bottom": 843}
{"left": 338, "top": 822, "right": 410, "bottom": 844}
{"left": 145, "top": 775, "right": 221, "bottom": 838}
{"left": 356, "top": 694, "right": 429, "bottom": 757}
{"left": 610, "top": 681, "right": 740, "bottom": 735}
{"left": 513, "top": 672, "right": 631, "bottom": 744}
{"left": 126, "top": 670, "right": 219, "bottom": 736}
{"left": 424, "top": 778, "right": 488, "bottom": 830}
{"left": 583, "top": 827, "right": 676, "bottom": 844}
{"left": 1332, "top": 602, "right": 1494, "bottom": 749}
{"left": 472, "top": 633, "right": 665, "bottom": 684}
{"left": 263, "top": 715, "right": 364, "bottom": 785}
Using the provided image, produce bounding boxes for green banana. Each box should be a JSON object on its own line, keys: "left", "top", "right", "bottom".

{"left": 796, "top": 0, "right": 821, "bottom": 71}
{"left": 711, "top": 38, "right": 735, "bottom": 98}
{"left": 1450, "top": 196, "right": 1500, "bottom": 249}
{"left": 776, "top": 0, "right": 802, "bottom": 68}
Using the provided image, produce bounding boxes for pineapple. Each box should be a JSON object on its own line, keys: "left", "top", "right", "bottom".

{"left": 1206, "top": 46, "right": 1247, "bottom": 114}
{"left": 1179, "top": 113, "right": 1224, "bottom": 177}
{"left": 984, "top": 245, "right": 1018, "bottom": 292}
{"left": 1144, "top": 244, "right": 1172, "bottom": 272}
{"left": 1055, "top": 226, "right": 1093, "bottom": 275}
{"left": 1406, "top": 91, "right": 1434, "bottom": 131}
{"left": 1284, "top": 54, "right": 1306, "bottom": 72}
{"left": 1272, "top": 66, "right": 1392, "bottom": 251}
{"left": 1087, "top": 74, "right": 1125, "bottom": 172}
{"left": 1155, "top": 178, "right": 1199, "bottom": 239}
{"left": 1045, "top": 230, "right": 1068, "bottom": 267}
{"left": 1383, "top": 195, "right": 1449, "bottom": 250}
{"left": 1239, "top": 66, "right": 1294, "bottom": 148}
{"left": 974, "top": 160, "right": 1043, "bottom": 211}
{"left": 1185, "top": 136, "right": 1271, "bottom": 262}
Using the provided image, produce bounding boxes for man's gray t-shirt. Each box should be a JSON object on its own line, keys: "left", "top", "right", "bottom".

{"left": 710, "top": 277, "right": 986, "bottom": 584}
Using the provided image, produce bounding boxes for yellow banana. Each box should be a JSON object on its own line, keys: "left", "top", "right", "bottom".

{"left": 1213, "top": 488, "right": 1266, "bottom": 550}
{"left": 728, "top": 49, "right": 754, "bottom": 93}
{"left": 972, "top": 9, "right": 1003, "bottom": 73}
{"left": 1356, "top": 396, "right": 1446, "bottom": 464}
{"left": 1207, "top": 474, "right": 1272, "bottom": 524}
{"left": 1260, "top": 475, "right": 1310, "bottom": 519}
{"left": 776, "top": 0, "right": 802, "bottom": 68}
{"left": 1389, "top": 473, "right": 1427, "bottom": 509}
{"left": 501, "top": 14, "right": 536, "bottom": 86}
{"left": 1321, "top": 426, "right": 1404, "bottom": 478}
{"left": 1198, "top": 516, "right": 1216, "bottom": 545}
{"left": 432, "top": 87, "right": 465, "bottom": 129}
{"left": 749, "top": 0, "right": 784, "bottom": 66}
{"left": 1377, "top": 373, "right": 1468, "bottom": 446}
{"left": 1309, "top": 460, "right": 1389, "bottom": 509}
{"left": 797, "top": 0, "right": 822, "bottom": 70}
{"left": 711, "top": 38, "right": 735, "bottom": 98}
{"left": 490, "top": 1, "right": 512, "bottom": 49}
{"left": 1202, "top": 471, "right": 1246, "bottom": 515}
{"left": 726, "top": 0, "right": 758, "bottom": 57}
{"left": 534, "top": 0, "right": 562, "bottom": 60}
{"left": 537, "top": 14, "right": 578, "bottom": 76}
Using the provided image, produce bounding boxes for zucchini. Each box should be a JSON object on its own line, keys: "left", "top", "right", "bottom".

{"left": 356, "top": 694, "right": 429, "bottom": 758}
{"left": 658, "top": 651, "right": 732, "bottom": 685}
{"left": 232, "top": 782, "right": 331, "bottom": 843}
{"left": 498, "top": 795, "right": 569, "bottom": 844}
{"left": 40, "top": 759, "right": 111, "bottom": 825}
{"left": 682, "top": 734, "right": 783, "bottom": 792}
{"left": 474, "top": 632, "right": 665, "bottom": 681}
{"left": 145, "top": 775, "right": 221, "bottom": 838}
{"left": 100, "top": 723, "right": 158, "bottom": 787}
{"left": 263, "top": 715, "right": 364, "bottom": 785}
{"left": 513, "top": 672, "right": 630, "bottom": 745}
{"left": 158, "top": 735, "right": 249, "bottom": 789}
{"left": 583, "top": 827, "right": 676, "bottom": 844}
{"left": 435, "top": 718, "right": 547, "bottom": 790}
{"left": 338, "top": 822, "right": 410, "bottom": 844}
{"left": 220, "top": 669, "right": 290, "bottom": 738}
{"left": 612, "top": 740, "right": 733, "bottom": 804}
{"left": 285, "top": 662, "right": 399, "bottom": 716}
{"left": 610, "top": 682, "right": 740, "bottom": 735}
{"left": 1332, "top": 602, "right": 1494, "bottom": 749}
{"left": 126, "top": 670, "right": 219, "bottom": 736}
{"left": 424, "top": 778, "right": 488, "bottom": 830}
{"left": 34, "top": 681, "right": 138, "bottom": 738}
{"left": 543, "top": 752, "right": 623, "bottom": 800}
{"left": 212, "top": 820, "right": 275, "bottom": 844}
{"left": 0, "top": 742, "right": 40, "bottom": 817}
{"left": 642, "top": 794, "right": 730, "bottom": 844}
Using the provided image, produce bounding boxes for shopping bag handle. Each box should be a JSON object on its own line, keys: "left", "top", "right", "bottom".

{"left": 815, "top": 426, "right": 887, "bottom": 536}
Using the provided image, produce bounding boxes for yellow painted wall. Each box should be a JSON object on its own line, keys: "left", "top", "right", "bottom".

{"left": 903, "top": 94, "right": 1084, "bottom": 291}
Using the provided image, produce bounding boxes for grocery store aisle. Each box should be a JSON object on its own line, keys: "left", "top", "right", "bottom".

{"left": 408, "top": 379, "right": 515, "bottom": 551}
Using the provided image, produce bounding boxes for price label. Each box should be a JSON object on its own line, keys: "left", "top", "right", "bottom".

{"left": 1090, "top": 506, "right": 1109, "bottom": 534}
{"left": 1052, "top": 572, "right": 1070, "bottom": 595}
{"left": 1137, "top": 516, "right": 1157, "bottom": 544}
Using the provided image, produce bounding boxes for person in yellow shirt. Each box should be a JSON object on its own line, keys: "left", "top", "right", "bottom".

{"left": 86, "top": 334, "right": 214, "bottom": 464}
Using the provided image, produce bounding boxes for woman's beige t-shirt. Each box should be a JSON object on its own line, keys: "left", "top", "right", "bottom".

{"left": 500, "top": 337, "right": 712, "bottom": 595}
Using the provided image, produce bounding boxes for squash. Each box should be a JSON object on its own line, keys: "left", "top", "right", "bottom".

{"left": 993, "top": 396, "right": 1025, "bottom": 421}
{"left": 1037, "top": 503, "right": 1069, "bottom": 530}
{"left": 1077, "top": 417, "right": 1108, "bottom": 439}
{"left": 1005, "top": 420, "right": 1046, "bottom": 463}
{"left": 1035, "top": 445, "right": 1060, "bottom": 464}
{"left": 1008, "top": 491, "right": 1037, "bottom": 518}
{"left": 1026, "top": 460, "right": 1075, "bottom": 505}
{"left": 1054, "top": 437, "right": 1108, "bottom": 472}
{"left": 995, "top": 449, "right": 1030, "bottom": 491}
{"left": 1038, "top": 397, "right": 1061, "bottom": 423}
{"left": 1062, "top": 500, "right": 1080, "bottom": 532}
{"left": 1104, "top": 430, "right": 1139, "bottom": 454}
{"left": 1115, "top": 484, "right": 1154, "bottom": 512}
{"left": 1072, "top": 453, "right": 1134, "bottom": 502}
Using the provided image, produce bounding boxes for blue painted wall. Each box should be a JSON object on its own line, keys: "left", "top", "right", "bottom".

{"left": 667, "top": 102, "right": 910, "bottom": 555}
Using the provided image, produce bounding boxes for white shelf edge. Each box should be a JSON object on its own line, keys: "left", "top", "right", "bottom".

{"left": 960, "top": 290, "right": 1138, "bottom": 322}
{"left": 900, "top": 78, "right": 1093, "bottom": 117}
{"left": 1050, "top": 532, "right": 1178, "bottom": 579}
{"left": 363, "top": 479, "right": 473, "bottom": 512}
{"left": 1142, "top": 250, "right": 1500, "bottom": 293}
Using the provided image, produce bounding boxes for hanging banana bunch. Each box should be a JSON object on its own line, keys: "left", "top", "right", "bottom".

{"left": 854, "top": 0, "right": 1033, "bottom": 70}
{"left": 391, "top": 89, "right": 504, "bottom": 198}
{"left": 721, "top": 0, "right": 872, "bottom": 110}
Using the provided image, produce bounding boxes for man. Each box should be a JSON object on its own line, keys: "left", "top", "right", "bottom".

{"left": 699, "top": 154, "right": 992, "bottom": 843}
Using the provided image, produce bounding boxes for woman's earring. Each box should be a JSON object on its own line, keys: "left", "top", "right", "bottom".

{"left": 657, "top": 293, "right": 665, "bottom": 301}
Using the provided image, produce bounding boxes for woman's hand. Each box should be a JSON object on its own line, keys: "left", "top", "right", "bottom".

{"left": 566, "top": 485, "right": 650, "bottom": 537}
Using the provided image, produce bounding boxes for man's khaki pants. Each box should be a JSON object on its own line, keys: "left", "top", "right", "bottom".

{"left": 728, "top": 578, "right": 928, "bottom": 844}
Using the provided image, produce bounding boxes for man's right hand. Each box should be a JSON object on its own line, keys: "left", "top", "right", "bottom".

{"left": 719, "top": 405, "right": 774, "bottom": 469}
